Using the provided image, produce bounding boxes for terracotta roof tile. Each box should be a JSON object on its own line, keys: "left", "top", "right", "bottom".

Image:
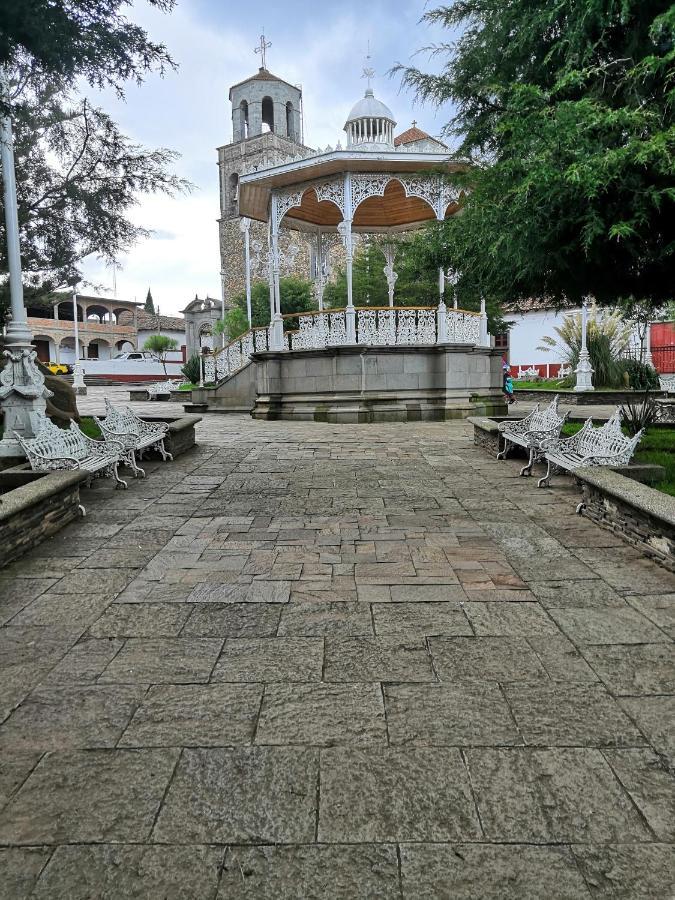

{"left": 394, "top": 126, "right": 445, "bottom": 147}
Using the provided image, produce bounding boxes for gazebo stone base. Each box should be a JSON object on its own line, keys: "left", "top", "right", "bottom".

{"left": 250, "top": 345, "right": 506, "bottom": 423}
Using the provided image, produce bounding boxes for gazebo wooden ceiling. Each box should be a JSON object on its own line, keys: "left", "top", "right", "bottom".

{"left": 238, "top": 149, "right": 464, "bottom": 229}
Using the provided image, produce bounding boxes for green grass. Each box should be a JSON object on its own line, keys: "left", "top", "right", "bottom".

{"left": 514, "top": 380, "right": 565, "bottom": 390}
{"left": 77, "top": 416, "right": 102, "bottom": 439}
{"left": 560, "top": 423, "right": 675, "bottom": 496}
{"left": 178, "top": 383, "right": 196, "bottom": 391}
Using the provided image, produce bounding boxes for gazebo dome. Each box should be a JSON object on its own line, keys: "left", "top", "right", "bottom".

{"left": 344, "top": 88, "right": 396, "bottom": 150}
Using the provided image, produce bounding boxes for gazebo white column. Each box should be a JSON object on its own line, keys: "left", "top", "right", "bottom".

{"left": 383, "top": 244, "right": 398, "bottom": 308}
{"left": 267, "top": 202, "right": 284, "bottom": 351}
{"left": 644, "top": 321, "right": 653, "bottom": 367}
{"left": 437, "top": 268, "right": 448, "bottom": 344}
{"left": 70, "top": 283, "right": 87, "bottom": 395}
{"left": 574, "top": 298, "right": 594, "bottom": 391}
{"left": 240, "top": 217, "right": 252, "bottom": 326}
{"left": 315, "top": 229, "right": 325, "bottom": 311}
{"left": 342, "top": 172, "right": 356, "bottom": 344}
{"left": 0, "top": 74, "right": 50, "bottom": 456}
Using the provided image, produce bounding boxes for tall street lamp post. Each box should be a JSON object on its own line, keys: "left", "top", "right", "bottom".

{"left": 70, "top": 281, "right": 87, "bottom": 395}
{"left": 0, "top": 71, "right": 51, "bottom": 457}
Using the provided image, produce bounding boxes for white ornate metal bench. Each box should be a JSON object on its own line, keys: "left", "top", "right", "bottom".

{"left": 517, "top": 366, "right": 539, "bottom": 380}
{"left": 497, "top": 395, "right": 567, "bottom": 476}
{"left": 537, "top": 410, "right": 643, "bottom": 505}
{"left": 147, "top": 379, "right": 184, "bottom": 399}
{"left": 558, "top": 364, "right": 572, "bottom": 378}
{"left": 659, "top": 374, "right": 675, "bottom": 394}
{"left": 95, "top": 398, "right": 172, "bottom": 478}
{"left": 15, "top": 415, "right": 128, "bottom": 509}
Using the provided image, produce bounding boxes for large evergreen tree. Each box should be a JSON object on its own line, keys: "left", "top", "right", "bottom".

{"left": 0, "top": 1, "right": 175, "bottom": 92}
{"left": 398, "top": 1, "right": 675, "bottom": 309}
{"left": 144, "top": 288, "right": 156, "bottom": 314}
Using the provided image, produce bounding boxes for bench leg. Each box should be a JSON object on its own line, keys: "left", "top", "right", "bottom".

{"left": 519, "top": 447, "right": 536, "bottom": 477}
{"left": 125, "top": 449, "right": 146, "bottom": 479}
{"left": 113, "top": 461, "right": 128, "bottom": 490}
{"left": 156, "top": 439, "right": 173, "bottom": 462}
{"left": 537, "top": 459, "right": 554, "bottom": 488}
{"left": 496, "top": 439, "right": 510, "bottom": 461}
{"left": 575, "top": 501, "right": 585, "bottom": 515}
{"left": 78, "top": 504, "right": 86, "bottom": 517}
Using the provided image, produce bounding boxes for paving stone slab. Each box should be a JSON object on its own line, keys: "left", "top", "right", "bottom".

{"left": 463, "top": 601, "right": 559, "bottom": 636}
{"left": 119, "top": 683, "right": 262, "bottom": 747}
{"left": 277, "top": 601, "right": 373, "bottom": 636}
{"left": 626, "top": 593, "right": 675, "bottom": 637}
{"left": 99, "top": 638, "right": 223, "bottom": 683}
{"left": 582, "top": 643, "right": 675, "bottom": 695}
{"left": 7, "top": 593, "right": 113, "bottom": 630}
{"left": 429, "top": 636, "right": 548, "bottom": 683}
{"left": 30, "top": 844, "right": 224, "bottom": 900}
{"left": 619, "top": 696, "right": 675, "bottom": 762}
{"left": 0, "top": 847, "right": 52, "bottom": 899}
{"left": 527, "top": 635, "right": 599, "bottom": 682}
{"left": 88, "top": 603, "right": 194, "bottom": 638}
{"left": 318, "top": 747, "right": 481, "bottom": 842}
{"left": 43, "top": 638, "right": 124, "bottom": 684}
{"left": 371, "top": 602, "right": 472, "bottom": 638}
{"left": 0, "top": 684, "right": 146, "bottom": 751}
{"left": 153, "top": 747, "right": 318, "bottom": 844}
{"left": 547, "top": 606, "right": 669, "bottom": 644}
{"left": 528, "top": 580, "right": 624, "bottom": 609}
{"left": 399, "top": 843, "right": 591, "bottom": 899}
{"left": 0, "top": 751, "right": 41, "bottom": 810}
{"left": 466, "top": 747, "right": 651, "bottom": 843}
{"left": 256, "top": 683, "right": 386, "bottom": 747}
{"left": 0, "top": 577, "right": 57, "bottom": 626}
{"left": 384, "top": 682, "right": 521, "bottom": 747}
{"left": 603, "top": 749, "right": 675, "bottom": 842}
{"left": 211, "top": 637, "right": 323, "bottom": 683}
{"left": 218, "top": 844, "right": 400, "bottom": 899}
{"left": 572, "top": 844, "right": 675, "bottom": 899}
{"left": 502, "top": 683, "right": 646, "bottom": 748}
{"left": 388, "top": 584, "right": 466, "bottom": 603}
{"left": 0, "top": 748, "right": 178, "bottom": 844}
{"left": 182, "top": 603, "right": 282, "bottom": 637}
{"left": 188, "top": 581, "right": 290, "bottom": 604}
{"left": 324, "top": 636, "right": 436, "bottom": 682}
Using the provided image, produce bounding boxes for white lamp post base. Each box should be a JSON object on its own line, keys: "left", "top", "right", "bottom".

{"left": 574, "top": 349, "right": 594, "bottom": 391}
{"left": 72, "top": 362, "right": 87, "bottom": 395}
{"left": 0, "top": 348, "right": 51, "bottom": 456}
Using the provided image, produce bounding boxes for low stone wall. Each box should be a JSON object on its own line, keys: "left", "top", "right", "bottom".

{"left": 0, "top": 470, "right": 87, "bottom": 568}
{"left": 577, "top": 468, "right": 675, "bottom": 571}
{"left": 139, "top": 415, "right": 202, "bottom": 458}
{"left": 514, "top": 388, "right": 667, "bottom": 405}
{"left": 190, "top": 361, "right": 256, "bottom": 414}
{"left": 251, "top": 345, "right": 507, "bottom": 423}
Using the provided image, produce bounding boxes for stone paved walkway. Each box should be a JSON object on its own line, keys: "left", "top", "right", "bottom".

{"left": 1, "top": 402, "right": 674, "bottom": 898}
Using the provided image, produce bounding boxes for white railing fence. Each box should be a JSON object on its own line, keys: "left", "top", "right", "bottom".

{"left": 202, "top": 306, "right": 485, "bottom": 384}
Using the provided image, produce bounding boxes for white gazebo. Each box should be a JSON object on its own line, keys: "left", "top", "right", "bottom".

{"left": 199, "top": 84, "right": 502, "bottom": 422}
{"left": 231, "top": 84, "right": 488, "bottom": 357}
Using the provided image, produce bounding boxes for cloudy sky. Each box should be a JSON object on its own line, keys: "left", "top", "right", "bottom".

{"left": 82, "top": 0, "right": 454, "bottom": 316}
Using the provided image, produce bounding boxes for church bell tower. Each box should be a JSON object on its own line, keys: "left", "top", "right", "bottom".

{"left": 217, "top": 37, "right": 311, "bottom": 303}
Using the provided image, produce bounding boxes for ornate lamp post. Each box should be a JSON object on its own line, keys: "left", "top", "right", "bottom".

{"left": 0, "top": 72, "right": 51, "bottom": 456}
{"left": 574, "top": 298, "right": 594, "bottom": 392}
{"left": 69, "top": 279, "right": 87, "bottom": 395}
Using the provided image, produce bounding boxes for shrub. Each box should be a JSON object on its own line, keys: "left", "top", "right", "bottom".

{"left": 619, "top": 358, "right": 660, "bottom": 391}
{"left": 181, "top": 355, "right": 200, "bottom": 384}
{"left": 620, "top": 392, "right": 659, "bottom": 436}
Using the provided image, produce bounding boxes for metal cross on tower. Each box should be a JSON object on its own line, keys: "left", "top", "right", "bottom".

{"left": 255, "top": 32, "right": 272, "bottom": 69}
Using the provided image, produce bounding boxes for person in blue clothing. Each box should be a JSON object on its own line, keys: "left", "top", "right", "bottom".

{"left": 502, "top": 361, "right": 515, "bottom": 404}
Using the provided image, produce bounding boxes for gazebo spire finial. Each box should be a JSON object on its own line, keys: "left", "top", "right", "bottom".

{"left": 362, "top": 40, "right": 375, "bottom": 92}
